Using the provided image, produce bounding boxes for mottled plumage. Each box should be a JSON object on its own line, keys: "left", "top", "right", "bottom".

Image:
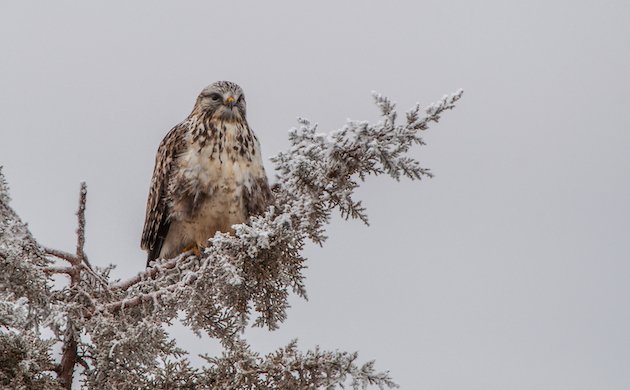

{"left": 141, "top": 81, "right": 271, "bottom": 266}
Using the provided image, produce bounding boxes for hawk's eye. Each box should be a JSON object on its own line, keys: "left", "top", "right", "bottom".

{"left": 209, "top": 93, "right": 221, "bottom": 101}
{"left": 237, "top": 95, "right": 244, "bottom": 103}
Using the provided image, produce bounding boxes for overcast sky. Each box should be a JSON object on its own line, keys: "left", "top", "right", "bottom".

{"left": 1, "top": 1, "right": 629, "bottom": 389}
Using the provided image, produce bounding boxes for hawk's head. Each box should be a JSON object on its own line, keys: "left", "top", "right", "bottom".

{"left": 194, "top": 81, "right": 246, "bottom": 122}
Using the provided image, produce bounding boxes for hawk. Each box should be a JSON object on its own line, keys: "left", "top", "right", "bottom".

{"left": 141, "top": 81, "right": 271, "bottom": 266}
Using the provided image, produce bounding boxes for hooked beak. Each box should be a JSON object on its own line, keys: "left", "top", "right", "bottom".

{"left": 225, "top": 95, "right": 235, "bottom": 107}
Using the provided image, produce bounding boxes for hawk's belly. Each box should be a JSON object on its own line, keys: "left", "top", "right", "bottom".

{"left": 167, "top": 180, "right": 245, "bottom": 255}
{"left": 160, "top": 126, "right": 266, "bottom": 258}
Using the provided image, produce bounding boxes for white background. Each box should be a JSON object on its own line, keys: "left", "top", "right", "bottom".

{"left": 1, "top": 1, "right": 629, "bottom": 389}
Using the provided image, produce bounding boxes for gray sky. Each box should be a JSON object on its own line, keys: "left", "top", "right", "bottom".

{"left": 1, "top": 1, "right": 629, "bottom": 389}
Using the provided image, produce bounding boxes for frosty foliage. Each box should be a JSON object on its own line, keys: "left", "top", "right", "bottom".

{"left": 0, "top": 331, "right": 59, "bottom": 389}
{"left": 0, "top": 91, "right": 463, "bottom": 389}
{"left": 0, "top": 168, "right": 52, "bottom": 318}
{"left": 0, "top": 167, "right": 60, "bottom": 389}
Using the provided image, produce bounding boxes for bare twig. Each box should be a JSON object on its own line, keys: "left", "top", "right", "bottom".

{"left": 76, "top": 182, "right": 92, "bottom": 270}
{"left": 76, "top": 356, "right": 90, "bottom": 370}
{"left": 43, "top": 246, "right": 80, "bottom": 265}
{"left": 42, "top": 266, "right": 75, "bottom": 275}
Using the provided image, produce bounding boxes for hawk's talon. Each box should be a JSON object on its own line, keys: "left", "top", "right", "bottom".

{"left": 182, "top": 244, "right": 202, "bottom": 257}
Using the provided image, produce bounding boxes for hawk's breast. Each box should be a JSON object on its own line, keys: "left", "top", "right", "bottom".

{"left": 165, "top": 120, "right": 268, "bottom": 251}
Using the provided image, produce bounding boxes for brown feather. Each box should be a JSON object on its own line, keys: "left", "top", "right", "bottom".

{"left": 141, "top": 122, "right": 187, "bottom": 261}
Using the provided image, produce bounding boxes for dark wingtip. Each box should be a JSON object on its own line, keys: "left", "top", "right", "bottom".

{"left": 146, "top": 246, "right": 160, "bottom": 268}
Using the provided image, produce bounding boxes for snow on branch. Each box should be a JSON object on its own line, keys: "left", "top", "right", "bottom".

{"left": 198, "top": 340, "right": 398, "bottom": 389}
{"left": 0, "top": 90, "right": 463, "bottom": 388}
{"left": 272, "top": 89, "right": 463, "bottom": 241}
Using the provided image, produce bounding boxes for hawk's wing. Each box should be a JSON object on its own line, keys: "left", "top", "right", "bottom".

{"left": 141, "top": 122, "right": 187, "bottom": 266}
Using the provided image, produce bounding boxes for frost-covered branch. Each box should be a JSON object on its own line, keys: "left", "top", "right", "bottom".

{"left": 199, "top": 340, "right": 397, "bottom": 389}
{"left": 56, "top": 183, "right": 92, "bottom": 389}
{"left": 0, "top": 89, "right": 462, "bottom": 389}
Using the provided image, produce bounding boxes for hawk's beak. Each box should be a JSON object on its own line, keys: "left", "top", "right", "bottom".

{"left": 225, "top": 96, "right": 235, "bottom": 107}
